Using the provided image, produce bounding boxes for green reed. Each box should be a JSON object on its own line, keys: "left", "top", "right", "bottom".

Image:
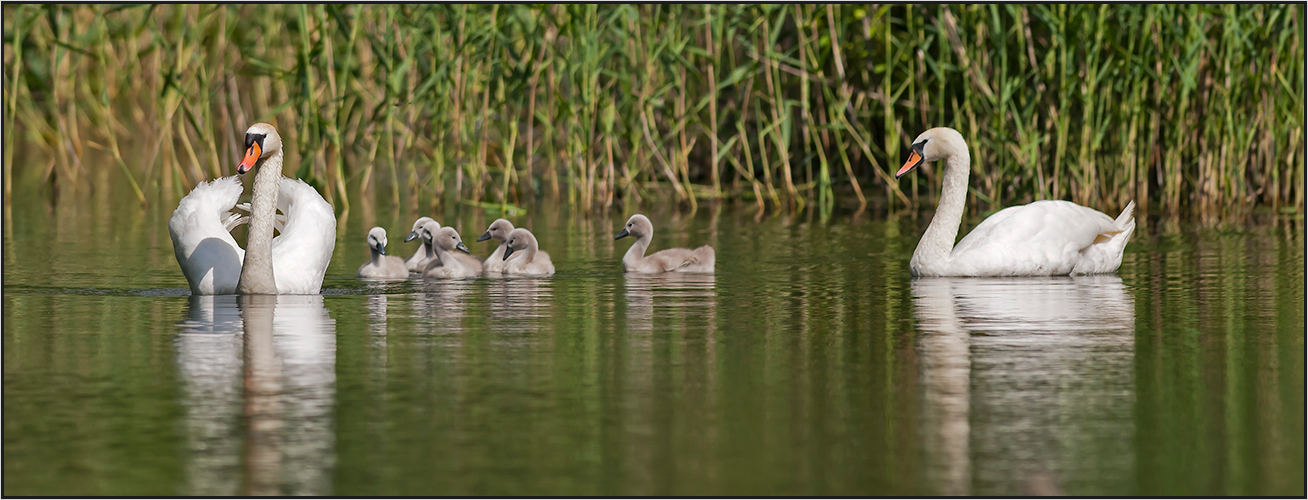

{"left": 2, "top": 5, "right": 1302, "bottom": 216}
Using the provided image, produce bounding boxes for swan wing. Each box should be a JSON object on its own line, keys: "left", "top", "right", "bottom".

{"left": 169, "top": 176, "right": 247, "bottom": 294}
{"left": 686, "top": 245, "right": 716, "bottom": 272}
{"left": 523, "top": 251, "right": 556, "bottom": 275}
{"left": 948, "top": 200, "right": 1121, "bottom": 276}
{"left": 642, "top": 247, "right": 702, "bottom": 273}
{"left": 270, "top": 177, "right": 337, "bottom": 294}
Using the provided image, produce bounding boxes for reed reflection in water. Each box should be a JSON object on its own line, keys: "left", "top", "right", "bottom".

{"left": 912, "top": 276, "right": 1135, "bottom": 496}
{"left": 175, "top": 295, "right": 337, "bottom": 496}
{"left": 3, "top": 186, "right": 1300, "bottom": 496}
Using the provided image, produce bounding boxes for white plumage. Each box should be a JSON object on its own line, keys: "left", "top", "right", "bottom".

{"left": 169, "top": 175, "right": 336, "bottom": 294}
{"left": 897, "top": 127, "right": 1134, "bottom": 277}
{"left": 169, "top": 123, "right": 336, "bottom": 295}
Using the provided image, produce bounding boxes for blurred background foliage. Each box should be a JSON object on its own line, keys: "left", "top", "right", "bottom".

{"left": 2, "top": 4, "right": 1302, "bottom": 217}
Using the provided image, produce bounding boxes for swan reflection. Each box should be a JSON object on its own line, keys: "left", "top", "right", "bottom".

{"left": 175, "top": 294, "right": 337, "bottom": 496}
{"left": 912, "top": 276, "right": 1134, "bottom": 496}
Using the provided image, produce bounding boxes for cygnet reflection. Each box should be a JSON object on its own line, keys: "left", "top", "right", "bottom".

{"left": 487, "top": 277, "right": 553, "bottom": 335}
{"left": 623, "top": 272, "right": 718, "bottom": 333}
{"left": 911, "top": 276, "right": 1135, "bottom": 496}
{"left": 174, "top": 294, "right": 337, "bottom": 496}
{"left": 413, "top": 279, "right": 475, "bottom": 337}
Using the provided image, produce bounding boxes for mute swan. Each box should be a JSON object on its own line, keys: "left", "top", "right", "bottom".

{"left": 614, "top": 214, "right": 715, "bottom": 274}
{"left": 402, "top": 217, "right": 436, "bottom": 272}
{"left": 501, "top": 228, "right": 555, "bottom": 276}
{"left": 357, "top": 227, "right": 408, "bottom": 279}
{"left": 475, "top": 218, "right": 514, "bottom": 273}
{"left": 896, "top": 127, "right": 1134, "bottom": 277}
{"left": 421, "top": 226, "right": 483, "bottom": 279}
{"left": 169, "top": 123, "right": 336, "bottom": 294}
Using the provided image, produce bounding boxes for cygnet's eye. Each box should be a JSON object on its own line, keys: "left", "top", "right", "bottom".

{"left": 627, "top": 223, "right": 632, "bottom": 227}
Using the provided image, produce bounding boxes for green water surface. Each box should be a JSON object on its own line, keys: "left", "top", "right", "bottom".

{"left": 2, "top": 188, "right": 1303, "bottom": 496}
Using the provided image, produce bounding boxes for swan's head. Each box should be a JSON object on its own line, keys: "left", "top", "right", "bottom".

{"left": 237, "top": 123, "right": 283, "bottom": 174}
{"left": 367, "top": 227, "right": 389, "bottom": 255}
{"left": 502, "top": 228, "right": 537, "bottom": 261}
{"left": 477, "top": 218, "right": 514, "bottom": 243}
{"left": 406, "top": 217, "right": 436, "bottom": 243}
{"left": 615, "top": 214, "right": 652, "bottom": 240}
{"left": 430, "top": 226, "right": 471, "bottom": 254}
{"left": 897, "top": 127, "right": 967, "bottom": 178}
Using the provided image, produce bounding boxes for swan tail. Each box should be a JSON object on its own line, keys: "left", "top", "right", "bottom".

{"left": 1091, "top": 201, "right": 1137, "bottom": 245}
{"left": 1078, "top": 201, "right": 1136, "bottom": 275}
{"left": 675, "top": 245, "right": 715, "bottom": 272}
{"left": 697, "top": 245, "right": 716, "bottom": 269}
{"left": 1114, "top": 200, "right": 1136, "bottom": 229}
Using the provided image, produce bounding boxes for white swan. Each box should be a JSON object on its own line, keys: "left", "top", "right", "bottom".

{"left": 475, "top": 218, "right": 514, "bottom": 273}
{"left": 501, "top": 228, "right": 555, "bottom": 276}
{"left": 169, "top": 123, "right": 336, "bottom": 294}
{"left": 896, "top": 127, "right": 1135, "bottom": 277}
{"left": 614, "top": 214, "right": 715, "bottom": 274}
{"left": 357, "top": 227, "right": 408, "bottom": 279}
{"left": 402, "top": 217, "right": 436, "bottom": 272}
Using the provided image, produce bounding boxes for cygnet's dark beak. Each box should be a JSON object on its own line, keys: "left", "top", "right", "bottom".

{"left": 455, "top": 242, "right": 471, "bottom": 254}
{"left": 378, "top": 244, "right": 386, "bottom": 255}
{"left": 405, "top": 231, "right": 419, "bottom": 243}
{"left": 503, "top": 246, "right": 516, "bottom": 261}
{"left": 476, "top": 231, "right": 492, "bottom": 242}
{"left": 614, "top": 228, "right": 630, "bottom": 240}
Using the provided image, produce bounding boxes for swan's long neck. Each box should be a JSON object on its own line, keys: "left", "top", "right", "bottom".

{"left": 238, "top": 147, "right": 283, "bottom": 294}
{"left": 912, "top": 152, "right": 970, "bottom": 273}
{"left": 433, "top": 243, "right": 463, "bottom": 271}
{"left": 623, "top": 234, "right": 650, "bottom": 267}
{"left": 522, "top": 237, "right": 539, "bottom": 263}
{"left": 370, "top": 247, "right": 384, "bottom": 265}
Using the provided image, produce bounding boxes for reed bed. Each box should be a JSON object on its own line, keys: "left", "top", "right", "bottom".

{"left": 2, "top": 5, "right": 1302, "bottom": 217}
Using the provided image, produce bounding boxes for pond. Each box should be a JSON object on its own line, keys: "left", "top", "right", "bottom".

{"left": 2, "top": 184, "right": 1304, "bottom": 496}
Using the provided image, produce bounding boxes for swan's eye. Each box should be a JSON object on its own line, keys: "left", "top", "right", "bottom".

{"left": 627, "top": 223, "right": 632, "bottom": 227}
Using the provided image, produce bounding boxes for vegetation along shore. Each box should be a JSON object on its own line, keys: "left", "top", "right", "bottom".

{"left": 3, "top": 5, "right": 1302, "bottom": 218}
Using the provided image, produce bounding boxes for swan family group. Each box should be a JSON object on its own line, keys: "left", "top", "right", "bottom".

{"left": 169, "top": 124, "right": 1135, "bottom": 295}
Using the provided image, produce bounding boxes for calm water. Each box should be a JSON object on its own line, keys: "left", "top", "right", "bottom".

{"left": 2, "top": 186, "right": 1304, "bottom": 496}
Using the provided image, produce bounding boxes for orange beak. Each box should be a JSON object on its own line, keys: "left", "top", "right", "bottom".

{"left": 896, "top": 150, "right": 923, "bottom": 178}
{"left": 237, "top": 142, "right": 262, "bottom": 174}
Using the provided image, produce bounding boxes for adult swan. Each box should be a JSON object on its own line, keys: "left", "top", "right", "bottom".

{"left": 169, "top": 123, "right": 336, "bottom": 294}
{"left": 896, "top": 127, "right": 1134, "bottom": 277}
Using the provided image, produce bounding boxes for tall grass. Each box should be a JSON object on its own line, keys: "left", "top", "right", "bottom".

{"left": 2, "top": 5, "right": 1302, "bottom": 217}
